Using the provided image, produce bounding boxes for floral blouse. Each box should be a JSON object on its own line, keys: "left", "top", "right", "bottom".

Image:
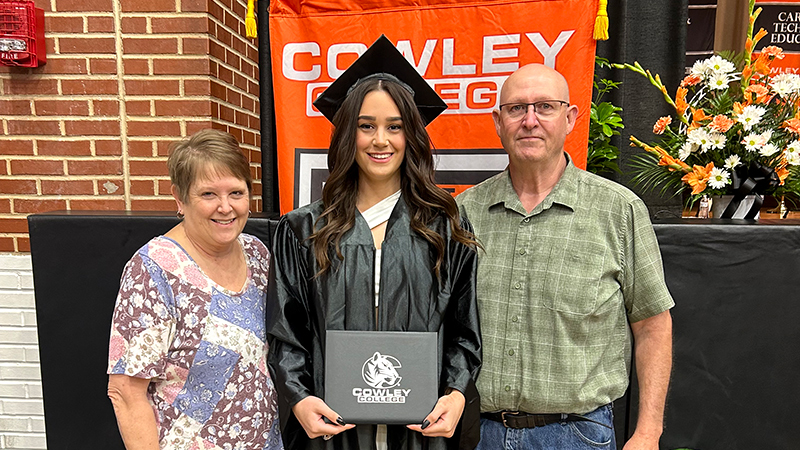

{"left": 108, "top": 233, "right": 282, "bottom": 450}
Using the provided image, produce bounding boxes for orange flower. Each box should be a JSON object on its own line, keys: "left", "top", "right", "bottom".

{"left": 761, "top": 45, "right": 785, "bottom": 59}
{"left": 653, "top": 116, "right": 672, "bottom": 134}
{"left": 745, "top": 84, "right": 770, "bottom": 104}
{"left": 742, "top": 65, "right": 753, "bottom": 82}
{"left": 745, "top": 38, "right": 753, "bottom": 55}
{"left": 681, "top": 163, "right": 714, "bottom": 195}
{"left": 690, "top": 108, "right": 710, "bottom": 129}
{"left": 710, "top": 115, "right": 735, "bottom": 133}
{"left": 733, "top": 102, "right": 745, "bottom": 116}
{"left": 680, "top": 75, "right": 701, "bottom": 87}
{"left": 650, "top": 145, "right": 690, "bottom": 172}
{"left": 753, "top": 28, "right": 768, "bottom": 46}
{"left": 753, "top": 54, "right": 771, "bottom": 75}
{"left": 675, "top": 87, "right": 689, "bottom": 116}
{"left": 783, "top": 116, "right": 800, "bottom": 134}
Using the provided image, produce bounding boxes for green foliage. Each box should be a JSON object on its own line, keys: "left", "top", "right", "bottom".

{"left": 628, "top": 152, "right": 685, "bottom": 198}
{"left": 587, "top": 57, "right": 624, "bottom": 175}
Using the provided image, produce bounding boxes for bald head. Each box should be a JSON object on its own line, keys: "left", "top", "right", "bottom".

{"left": 491, "top": 63, "right": 578, "bottom": 175}
{"left": 499, "top": 64, "right": 571, "bottom": 105}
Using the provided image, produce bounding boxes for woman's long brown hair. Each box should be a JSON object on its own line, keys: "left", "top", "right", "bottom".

{"left": 308, "top": 78, "right": 477, "bottom": 276}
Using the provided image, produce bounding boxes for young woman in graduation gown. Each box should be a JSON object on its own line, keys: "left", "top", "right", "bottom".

{"left": 267, "top": 37, "right": 481, "bottom": 450}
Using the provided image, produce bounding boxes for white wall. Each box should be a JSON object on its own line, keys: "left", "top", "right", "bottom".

{"left": 0, "top": 254, "right": 46, "bottom": 449}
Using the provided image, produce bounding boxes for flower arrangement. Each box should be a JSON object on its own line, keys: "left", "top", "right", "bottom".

{"left": 615, "top": 0, "right": 800, "bottom": 216}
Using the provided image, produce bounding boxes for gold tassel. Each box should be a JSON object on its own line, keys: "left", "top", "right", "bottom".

{"left": 594, "top": 0, "right": 609, "bottom": 41}
{"left": 246, "top": 0, "right": 257, "bottom": 39}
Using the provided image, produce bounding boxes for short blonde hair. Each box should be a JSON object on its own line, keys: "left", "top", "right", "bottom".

{"left": 167, "top": 129, "right": 252, "bottom": 203}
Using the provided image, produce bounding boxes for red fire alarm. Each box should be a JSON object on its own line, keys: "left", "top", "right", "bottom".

{"left": 0, "top": 1, "right": 45, "bottom": 67}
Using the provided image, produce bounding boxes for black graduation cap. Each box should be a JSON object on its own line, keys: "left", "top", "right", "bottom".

{"left": 313, "top": 35, "right": 447, "bottom": 126}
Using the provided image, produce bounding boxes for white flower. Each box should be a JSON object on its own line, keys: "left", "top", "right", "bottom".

{"left": 785, "top": 149, "right": 800, "bottom": 166}
{"left": 225, "top": 383, "right": 237, "bottom": 399}
{"left": 708, "top": 167, "right": 731, "bottom": 189}
{"left": 691, "top": 59, "right": 708, "bottom": 77}
{"left": 771, "top": 73, "right": 800, "bottom": 97}
{"left": 724, "top": 154, "right": 741, "bottom": 169}
{"left": 787, "top": 140, "right": 800, "bottom": 153}
{"left": 688, "top": 128, "right": 710, "bottom": 149}
{"left": 705, "top": 55, "right": 736, "bottom": 75}
{"left": 736, "top": 105, "right": 766, "bottom": 131}
{"left": 678, "top": 142, "right": 695, "bottom": 160}
{"left": 708, "top": 133, "right": 727, "bottom": 150}
{"left": 707, "top": 72, "right": 731, "bottom": 90}
{"left": 742, "top": 133, "right": 761, "bottom": 152}
{"left": 760, "top": 143, "right": 780, "bottom": 156}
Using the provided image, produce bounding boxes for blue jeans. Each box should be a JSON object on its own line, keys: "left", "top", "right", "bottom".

{"left": 475, "top": 404, "right": 616, "bottom": 450}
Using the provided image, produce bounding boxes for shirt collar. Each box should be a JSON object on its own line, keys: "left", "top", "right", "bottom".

{"left": 486, "top": 152, "right": 580, "bottom": 215}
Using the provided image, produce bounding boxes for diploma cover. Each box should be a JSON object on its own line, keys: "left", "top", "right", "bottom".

{"left": 324, "top": 330, "right": 438, "bottom": 424}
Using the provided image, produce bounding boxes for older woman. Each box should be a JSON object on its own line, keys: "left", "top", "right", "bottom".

{"left": 267, "top": 36, "right": 481, "bottom": 450}
{"left": 107, "top": 129, "right": 282, "bottom": 450}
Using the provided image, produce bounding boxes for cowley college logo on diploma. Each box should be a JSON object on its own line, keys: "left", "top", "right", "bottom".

{"left": 352, "top": 352, "right": 412, "bottom": 403}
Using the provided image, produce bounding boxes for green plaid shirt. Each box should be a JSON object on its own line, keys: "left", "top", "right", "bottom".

{"left": 457, "top": 157, "right": 674, "bottom": 414}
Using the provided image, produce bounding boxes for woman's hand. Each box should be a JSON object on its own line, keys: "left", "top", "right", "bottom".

{"left": 292, "top": 396, "right": 356, "bottom": 439}
{"left": 407, "top": 389, "right": 465, "bottom": 438}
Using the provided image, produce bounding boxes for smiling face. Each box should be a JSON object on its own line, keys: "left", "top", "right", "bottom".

{"left": 173, "top": 167, "right": 250, "bottom": 254}
{"left": 493, "top": 64, "right": 578, "bottom": 168}
{"left": 354, "top": 89, "right": 407, "bottom": 191}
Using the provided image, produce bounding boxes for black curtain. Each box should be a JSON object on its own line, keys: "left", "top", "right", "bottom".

{"left": 596, "top": 0, "right": 688, "bottom": 219}
{"left": 258, "top": 0, "right": 279, "bottom": 213}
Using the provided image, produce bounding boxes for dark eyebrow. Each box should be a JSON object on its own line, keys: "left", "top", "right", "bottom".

{"left": 357, "top": 115, "right": 403, "bottom": 122}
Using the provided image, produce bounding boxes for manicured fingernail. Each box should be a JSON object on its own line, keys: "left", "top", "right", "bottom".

{"left": 421, "top": 419, "right": 430, "bottom": 429}
{"left": 337, "top": 417, "right": 347, "bottom": 426}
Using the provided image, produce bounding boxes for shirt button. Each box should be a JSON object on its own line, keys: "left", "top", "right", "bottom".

{"left": 508, "top": 349, "right": 515, "bottom": 356}
{"left": 512, "top": 316, "right": 519, "bottom": 322}
{"left": 514, "top": 282, "right": 521, "bottom": 289}
{"left": 518, "top": 248, "right": 525, "bottom": 255}
{"left": 505, "top": 385, "right": 511, "bottom": 392}
{"left": 523, "top": 218, "right": 530, "bottom": 223}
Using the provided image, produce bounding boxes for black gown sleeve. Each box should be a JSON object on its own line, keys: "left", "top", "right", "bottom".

{"left": 441, "top": 217, "right": 482, "bottom": 450}
{"left": 267, "top": 215, "right": 316, "bottom": 427}
{"left": 441, "top": 217, "right": 481, "bottom": 393}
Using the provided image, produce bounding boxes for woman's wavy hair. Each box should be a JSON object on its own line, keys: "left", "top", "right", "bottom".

{"left": 309, "top": 77, "right": 477, "bottom": 276}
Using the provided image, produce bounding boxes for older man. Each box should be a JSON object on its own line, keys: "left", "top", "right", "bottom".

{"left": 456, "top": 63, "right": 673, "bottom": 450}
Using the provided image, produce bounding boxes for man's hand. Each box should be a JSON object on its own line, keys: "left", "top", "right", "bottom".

{"left": 407, "top": 389, "right": 465, "bottom": 437}
{"left": 622, "top": 430, "right": 660, "bottom": 450}
{"left": 291, "top": 396, "right": 355, "bottom": 439}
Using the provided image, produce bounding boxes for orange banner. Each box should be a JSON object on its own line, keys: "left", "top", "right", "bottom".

{"left": 269, "top": 0, "right": 598, "bottom": 212}
{"left": 754, "top": 0, "right": 800, "bottom": 74}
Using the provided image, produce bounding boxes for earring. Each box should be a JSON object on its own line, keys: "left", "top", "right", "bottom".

{"left": 248, "top": 210, "right": 252, "bottom": 218}
{"left": 176, "top": 210, "right": 184, "bottom": 219}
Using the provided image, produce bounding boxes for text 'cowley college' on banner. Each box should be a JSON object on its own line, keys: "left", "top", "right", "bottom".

{"left": 269, "top": 0, "right": 599, "bottom": 213}
{"left": 755, "top": 0, "right": 800, "bottom": 73}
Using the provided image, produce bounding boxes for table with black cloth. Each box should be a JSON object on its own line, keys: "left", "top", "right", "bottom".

{"left": 27, "top": 212, "right": 800, "bottom": 450}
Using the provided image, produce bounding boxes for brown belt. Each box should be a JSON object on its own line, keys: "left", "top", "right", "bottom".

{"left": 481, "top": 411, "right": 612, "bottom": 429}
{"left": 481, "top": 411, "right": 566, "bottom": 428}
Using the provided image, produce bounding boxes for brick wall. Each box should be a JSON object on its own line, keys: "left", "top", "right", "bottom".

{"left": 0, "top": 254, "right": 44, "bottom": 449}
{"left": 0, "top": 0, "right": 262, "bottom": 253}
{"left": 0, "top": 0, "right": 261, "bottom": 447}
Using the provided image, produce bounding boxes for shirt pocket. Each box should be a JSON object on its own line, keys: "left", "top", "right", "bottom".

{"left": 542, "top": 244, "right": 604, "bottom": 316}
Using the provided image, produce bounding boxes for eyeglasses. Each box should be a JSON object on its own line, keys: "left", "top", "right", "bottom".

{"left": 498, "top": 100, "right": 569, "bottom": 120}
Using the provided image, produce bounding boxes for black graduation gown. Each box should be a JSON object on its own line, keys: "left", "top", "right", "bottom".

{"left": 267, "top": 198, "right": 482, "bottom": 450}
